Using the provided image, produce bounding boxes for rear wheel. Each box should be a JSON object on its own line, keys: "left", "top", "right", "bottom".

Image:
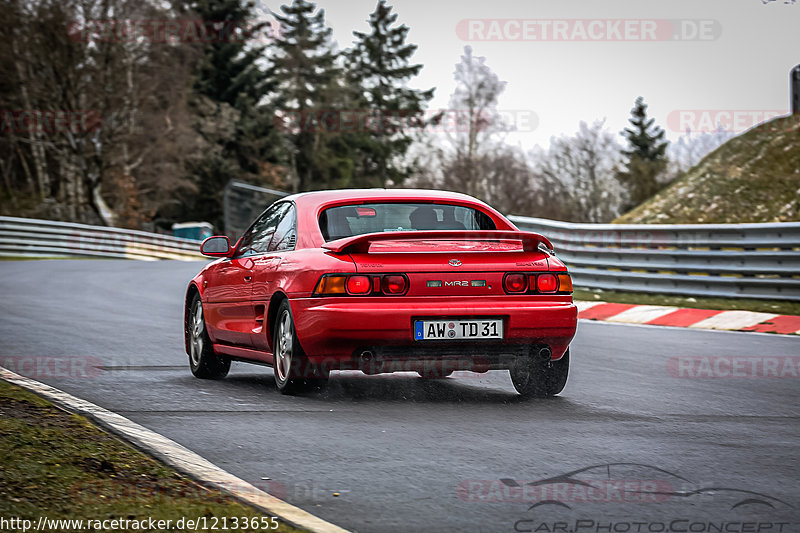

{"left": 273, "top": 300, "right": 328, "bottom": 394}
{"left": 188, "top": 295, "right": 230, "bottom": 379}
{"left": 509, "top": 349, "right": 569, "bottom": 397}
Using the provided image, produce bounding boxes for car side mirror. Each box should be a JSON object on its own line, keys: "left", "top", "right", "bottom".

{"left": 200, "top": 236, "right": 232, "bottom": 257}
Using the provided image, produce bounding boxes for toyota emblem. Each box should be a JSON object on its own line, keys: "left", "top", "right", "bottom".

{"left": 448, "top": 259, "right": 462, "bottom": 267}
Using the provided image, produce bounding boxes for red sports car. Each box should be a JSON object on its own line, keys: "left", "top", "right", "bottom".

{"left": 184, "top": 189, "right": 577, "bottom": 396}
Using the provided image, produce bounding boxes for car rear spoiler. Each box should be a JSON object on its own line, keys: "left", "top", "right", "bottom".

{"left": 322, "top": 230, "right": 554, "bottom": 254}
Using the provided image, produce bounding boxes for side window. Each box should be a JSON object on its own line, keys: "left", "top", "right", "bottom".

{"left": 235, "top": 203, "right": 290, "bottom": 257}
{"left": 268, "top": 204, "right": 297, "bottom": 252}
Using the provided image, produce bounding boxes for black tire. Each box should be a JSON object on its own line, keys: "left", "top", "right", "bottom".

{"left": 272, "top": 300, "right": 328, "bottom": 394}
{"left": 509, "top": 349, "right": 569, "bottom": 397}
{"left": 188, "top": 295, "right": 230, "bottom": 379}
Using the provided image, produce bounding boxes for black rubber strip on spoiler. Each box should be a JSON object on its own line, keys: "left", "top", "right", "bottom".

{"left": 322, "top": 230, "right": 554, "bottom": 254}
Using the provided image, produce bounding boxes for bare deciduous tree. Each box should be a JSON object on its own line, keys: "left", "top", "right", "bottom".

{"left": 664, "top": 128, "right": 735, "bottom": 180}
{"left": 1, "top": 0, "right": 199, "bottom": 227}
{"left": 442, "top": 45, "right": 508, "bottom": 199}
{"left": 530, "top": 120, "right": 624, "bottom": 223}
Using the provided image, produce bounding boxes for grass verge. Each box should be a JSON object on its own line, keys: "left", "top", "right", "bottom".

{"left": 0, "top": 380, "right": 303, "bottom": 532}
{"left": 573, "top": 288, "right": 800, "bottom": 316}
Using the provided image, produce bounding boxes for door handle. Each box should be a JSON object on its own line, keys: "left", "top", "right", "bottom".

{"left": 244, "top": 276, "right": 252, "bottom": 282}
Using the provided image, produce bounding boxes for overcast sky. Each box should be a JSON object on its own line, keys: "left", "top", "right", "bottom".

{"left": 264, "top": 0, "right": 800, "bottom": 149}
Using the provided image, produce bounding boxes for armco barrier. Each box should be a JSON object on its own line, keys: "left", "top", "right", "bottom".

{"left": 0, "top": 216, "right": 204, "bottom": 261}
{"left": 508, "top": 216, "right": 800, "bottom": 301}
{"left": 3, "top": 215, "right": 799, "bottom": 301}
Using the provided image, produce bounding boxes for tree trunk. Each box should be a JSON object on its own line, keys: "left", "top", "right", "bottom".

{"left": 0, "top": 155, "right": 16, "bottom": 203}
{"left": 15, "top": 145, "right": 35, "bottom": 194}
{"left": 11, "top": 35, "right": 49, "bottom": 198}
{"left": 63, "top": 152, "right": 78, "bottom": 221}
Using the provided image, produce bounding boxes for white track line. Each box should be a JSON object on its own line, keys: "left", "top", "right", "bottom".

{"left": 603, "top": 305, "right": 679, "bottom": 324}
{"left": 0, "top": 367, "right": 350, "bottom": 533}
{"left": 689, "top": 310, "right": 779, "bottom": 331}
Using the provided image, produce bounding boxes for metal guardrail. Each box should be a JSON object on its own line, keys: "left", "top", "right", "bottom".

{"left": 3, "top": 214, "right": 799, "bottom": 301}
{"left": 509, "top": 215, "right": 800, "bottom": 301}
{"left": 223, "top": 180, "right": 289, "bottom": 240}
{"left": 0, "top": 216, "right": 205, "bottom": 261}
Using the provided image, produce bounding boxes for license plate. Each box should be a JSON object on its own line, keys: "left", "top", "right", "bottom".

{"left": 414, "top": 319, "right": 503, "bottom": 341}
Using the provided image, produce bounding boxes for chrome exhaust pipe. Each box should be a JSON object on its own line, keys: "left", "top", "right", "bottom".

{"left": 538, "top": 346, "right": 552, "bottom": 360}
{"left": 529, "top": 345, "right": 551, "bottom": 362}
{"left": 359, "top": 350, "right": 386, "bottom": 374}
{"left": 359, "top": 350, "right": 374, "bottom": 365}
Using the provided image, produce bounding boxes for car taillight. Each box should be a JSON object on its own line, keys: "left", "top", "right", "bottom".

{"left": 503, "top": 272, "right": 573, "bottom": 294}
{"left": 314, "top": 274, "right": 409, "bottom": 296}
{"left": 314, "top": 275, "right": 347, "bottom": 295}
{"left": 536, "top": 273, "right": 558, "bottom": 293}
{"left": 504, "top": 273, "right": 527, "bottom": 293}
{"left": 346, "top": 275, "right": 371, "bottom": 294}
{"left": 557, "top": 274, "right": 573, "bottom": 293}
{"left": 382, "top": 275, "right": 407, "bottom": 295}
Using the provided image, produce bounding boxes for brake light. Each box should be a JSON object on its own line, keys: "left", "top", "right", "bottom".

{"left": 346, "top": 275, "right": 371, "bottom": 294}
{"left": 504, "top": 273, "right": 527, "bottom": 293}
{"left": 557, "top": 274, "right": 573, "bottom": 293}
{"left": 536, "top": 273, "right": 558, "bottom": 293}
{"left": 382, "top": 275, "right": 407, "bottom": 295}
{"left": 502, "top": 272, "right": 573, "bottom": 294}
{"left": 313, "top": 274, "right": 409, "bottom": 296}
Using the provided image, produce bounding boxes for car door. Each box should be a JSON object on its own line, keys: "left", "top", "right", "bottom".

{"left": 250, "top": 203, "right": 297, "bottom": 351}
{"left": 204, "top": 203, "right": 287, "bottom": 346}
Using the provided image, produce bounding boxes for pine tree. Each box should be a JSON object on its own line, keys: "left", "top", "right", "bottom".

{"left": 271, "top": 0, "right": 346, "bottom": 192}
{"left": 184, "top": 0, "right": 282, "bottom": 229}
{"left": 347, "top": 0, "right": 433, "bottom": 187}
{"left": 618, "top": 96, "right": 669, "bottom": 210}
{"left": 193, "top": 0, "right": 272, "bottom": 107}
{"left": 192, "top": 0, "right": 279, "bottom": 168}
{"left": 622, "top": 96, "right": 668, "bottom": 162}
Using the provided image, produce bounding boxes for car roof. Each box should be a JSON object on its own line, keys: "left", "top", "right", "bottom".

{"left": 284, "top": 188, "right": 489, "bottom": 211}
{"left": 273, "top": 188, "right": 517, "bottom": 249}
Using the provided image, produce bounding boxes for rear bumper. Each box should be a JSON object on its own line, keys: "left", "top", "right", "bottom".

{"left": 290, "top": 296, "right": 577, "bottom": 368}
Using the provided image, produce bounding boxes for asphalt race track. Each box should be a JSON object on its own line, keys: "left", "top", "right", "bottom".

{"left": 2, "top": 260, "right": 799, "bottom": 533}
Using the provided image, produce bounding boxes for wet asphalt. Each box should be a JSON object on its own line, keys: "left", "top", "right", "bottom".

{"left": 1, "top": 260, "right": 799, "bottom": 532}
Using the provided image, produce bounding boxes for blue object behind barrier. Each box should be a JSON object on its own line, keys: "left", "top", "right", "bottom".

{"left": 172, "top": 222, "right": 213, "bottom": 241}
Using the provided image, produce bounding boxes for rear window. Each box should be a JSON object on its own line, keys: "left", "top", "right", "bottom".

{"left": 319, "top": 203, "right": 497, "bottom": 241}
